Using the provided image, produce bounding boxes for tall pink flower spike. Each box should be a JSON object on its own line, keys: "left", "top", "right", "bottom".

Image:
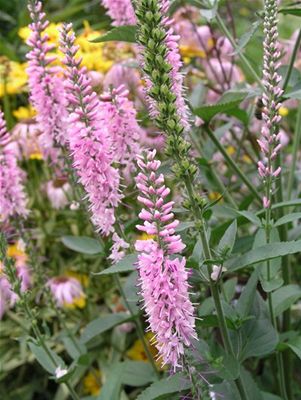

{"left": 135, "top": 150, "right": 197, "bottom": 370}
{"left": 101, "top": 0, "right": 136, "bottom": 26}
{"left": 26, "top": 0, "right": 67, "bottom": 157}
{"left": 59, "top": 23, "right": 122, "bottom": 236}
{"left": 0, "top": 109, "right": 28, "bottom": 222}
{"left": 258, "top": 0, "right": 283, "bottom": 208}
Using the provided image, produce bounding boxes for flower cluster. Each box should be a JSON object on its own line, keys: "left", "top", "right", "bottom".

{"left": 0, "top": 110, "right": 28, "bottom": 222}
{"left": 135, "top": 150, "right": 196, "bottom": 370}
{"left": 99, "top": 85, "right": 142, "bottom": 177}
{"left": 101, "top": 0, "right": 136, "bottom": 26}
{"left": 135, "top": 0, "right": 190, "bottom": 132}
{"left": 258, "top": 0, "right": 283, "bottom": 208}
{"left": 59, "top": 23, "right": 122, "bottom": 235}
{"left": 26, "top": 0, "right": 67, "bottom": 155}
{"left": 0, "top": 241, "right": 31, "bottom": 319}
{"left": 47, "top": 276, "right": 85, "bottom": 308}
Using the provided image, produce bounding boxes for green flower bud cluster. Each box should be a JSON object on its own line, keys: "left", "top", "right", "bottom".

{"left": 135, "top": 0, "right": 196, "bottom": 179}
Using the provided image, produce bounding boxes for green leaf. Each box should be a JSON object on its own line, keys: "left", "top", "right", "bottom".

{"left": 225, "top": 240, "right": 301, "bottom": 271}
{"left": 136, "top": 374, "right": 191, "bottom": 400}
{"left": 261, "top": 393, "right": 282, "bottom": 400}
{"left": 196, "top": 314, "right": 235, "bottom": 330}
{"left": 175, "top": 221, "right": 195, "bottom": 232}
{"left": 217, "top": 220, "right": 237, "bottom": 256}
{"left": 239, "top": 316, "right": 278, "bottom": 361}
{"left": 253, "top": 228, "right": 282, "bottom": 291}
{"left": 61, "top": 336, "right": 86, "bottom": 360}
{"left": 236, "top": 294, "right": 278, "bottom": 361}
{"left": 271, "top": 285, "right": 301, "bottom": 317}
{"left": 28, "top": 342, "right": 64, "bottom": 375}
{"left": 223, "top": 277, "right": 238, "bottom": 302}
{"left": 80, "top": 313, "right": 132, "bottom": 344}
{"left": 233, "top": 20, "right": 261, "bottom": 55}
{"left": 237, "top": 210, "right": 262, "bottom": 227}
{"left": 91, "top": 25, "right": 137, "bottom": 43}
{"left": 279, "top": 7, "right": 301, "bottom": 16}
{"left": 95, "top": 254, "right": 137, "bottom": 275}
{"left": 284, "top": 82, "right": 301, "bottom": 99}
{"left": 236, "top": 270, "right": 258, "bottom": 317}
{"left": 286, "top": 336, "right": 301, "bottom": 360}
{"left": 61, "top": 236, "right": 103, "bottom": 255}
{"left": 261, "top": 277, "right": 283, "bottom": 293}
{"left": 274, "top": 212, "right": 301, "bottom": 227}
{"left": 97, "top": 362, "right": 123, "bottom": 400}
{"left": 121, "top": 361, "right": 158, "bottom": 387}
{"left": 193, "top": 91, "right": 247, "bottom": 122}
{"left": 216, "top": 352, "right": 240, "bottom": 380}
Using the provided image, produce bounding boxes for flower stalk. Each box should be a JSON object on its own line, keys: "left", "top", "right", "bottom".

{"left": 258, "top": 1, "right": 289, "bottom": 398}
{"left": 135, "top": 1, "right": 247, "bottom": 397}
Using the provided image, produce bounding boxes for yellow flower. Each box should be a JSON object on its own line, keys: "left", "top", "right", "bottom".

{"left": 239, "top": 7, "right": 250, "bottom": 16}
{"left": 83, "top": 369, "right": 102, "bottom": 396}
{"left": 137, "top": 233, "right": 155, "bottom": 241}
{"left": 279, "top": 107, "right": 289, "bottom": 117}
{"left": 7, "top": 240, "right": 27, "bottom": 260}
{"left": 75, "top": 21, "right": 113, "bottom": 73}
{"left": 208, "top": 192, "right": 223, "bottom": 203}
{"left": 13, "top": 105, "right": 36, "bottom": 120}
{"left": 127, "top": 332, "right": 163, "bottom": 369}
{"left": 65, "top": 295, "right": 86, "bottom": 309}
{"left": 242, "top": 154, "right": 252, "bottom": 164}
{"left": 29, "top": 152, "right": 43, "bottom": 160}
{"left": 66, "top": 271, "right": 89, "bottom": 288}
{"left": 19, "top": 23, "right": 62, "bottom": 45}
{"left": 226, "top": 146, "right": 235, "bottom": 156}
{"left": 180, "top": 45, "right": 206, "bottom": 60}
{"left": 0, "top": 60, "right": 28, "bottom": 97}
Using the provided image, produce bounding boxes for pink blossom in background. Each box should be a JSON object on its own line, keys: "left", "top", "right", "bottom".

{"left": 47, "top": 276, "right": 84, "bottom": 307}
{"left": 0, "top": 251, "right": 32, "bottom": 319}
{"left": 0, "top": 110, "right": 28, "bottom": 222}
{"left": 204, "top": 58, "right": 241, "bottom": 87}
{"left": 135, "top": 150, "right": 196, "bottom": 370}
{"left": 101, "top": 0, "right": 136, "bottom": 26}
{"left": 109, "top": 233, "right": 130, "bottom": 264}
{"left": 59, "top": 23, "right": 122, "bottom": 236}
{"left": 45, "top": 179, "right": 71, "bottom": 209}
{"left": 99, "top": 85, "right": 142, "bottom": 177}
{"left": 103, "top": 63, "right": 145, "bottom": 108}
{"left": 11, "top": 120, "right": 42, "bottom": 160}
{"left": 26, "top": 1, "right": 67, "bottom": 158}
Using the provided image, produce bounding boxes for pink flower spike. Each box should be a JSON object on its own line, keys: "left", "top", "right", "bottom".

{"left": 135, "top": 150, "right": 196, "bottom": 371}
{"left": 100, "top": 0, "right": 136, "bottom": 26}
{"left": 0, "top": 110, "right": 28, "bottom": 222}
{"left": 26, "top": 0, "right": 67, "bottom": 158}
{"left": 59, "top": 23, "right": 122, "bottom": 236}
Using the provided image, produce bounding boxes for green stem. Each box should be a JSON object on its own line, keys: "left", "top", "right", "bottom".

{"left": 184, "top": 176, "right": 248, "bottom": 400}
{"left": 189, "top": 130, "right": 238, "bottom": 209}
{"left": 204, "top": 125, "right": 261, "bottom": 203}
{"left": 287, "top": 103, "right": 301, "bottom": 201}
{"left": 114, "top": 275, "right": 160, "bottom": 377}
{"left": 215, "top": 13, "right": 265, "bottom": 91}
{"left": 282, "top": 29, "right": 301, "bottom": 92}
{"left": 274, "top": 153, "right": 293, "bottom": 400}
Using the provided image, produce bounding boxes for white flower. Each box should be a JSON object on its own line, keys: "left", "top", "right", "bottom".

{"left": 211, "top": 265, "right": 222, "bottom": 281}
{"left": 55, "top": 366, "right": 68, "bottom": 379}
